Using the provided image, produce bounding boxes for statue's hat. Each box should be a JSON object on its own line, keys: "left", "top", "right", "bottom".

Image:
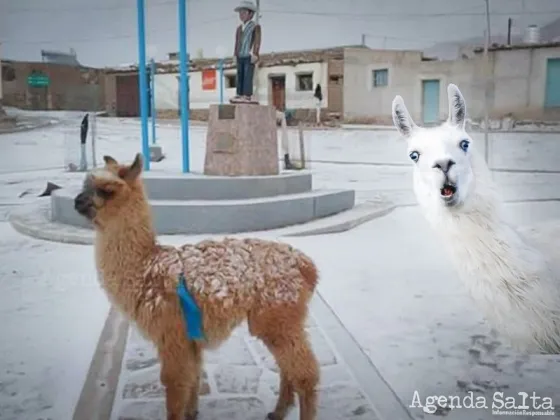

{"left": 234, "top": 0, "right": 257, "bottom": 12}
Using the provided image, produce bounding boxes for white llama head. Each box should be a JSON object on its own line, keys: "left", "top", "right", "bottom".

{"left": 391, "top": 84, "right": 482, "bottom": 213}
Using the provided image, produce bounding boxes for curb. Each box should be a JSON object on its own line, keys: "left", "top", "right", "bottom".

{"left": 72, "top": 306, "right": 129, "bottom": 420}
{"left": 284, "top": 201, "right": 395, "bottom": 236}
{"left": 8, "top": 200, "right": 395, "bottom": 245}
{"left": 9, "top": 203, "right": 94, "bottom": 245}
{"left": 0, "top": 118, "right": 60, "bottom": 135}
{"left": 311, "top": 294, "right": 414, "bottom": 420}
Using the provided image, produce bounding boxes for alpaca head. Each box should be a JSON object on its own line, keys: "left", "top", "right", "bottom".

{"left": 74, "top": 153, "right": 144, "bottom": 226}
{"left": 392, "top": 84, "right": 480, "bottom": 213}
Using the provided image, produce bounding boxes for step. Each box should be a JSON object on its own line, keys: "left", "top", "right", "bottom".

{"left": 142, "top": 172, "right": 312, "bottom": 200}
{"left": 51, "top": 188, "right": 355, "bottom": 235}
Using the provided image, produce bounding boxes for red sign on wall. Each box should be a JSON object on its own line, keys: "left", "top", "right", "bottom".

{"left": 202, "top": 69, "right": 216, "bottom": 91}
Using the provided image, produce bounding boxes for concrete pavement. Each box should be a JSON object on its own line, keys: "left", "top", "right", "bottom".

{"left": 76, "top": 294, "right": 413, "bottom": 420}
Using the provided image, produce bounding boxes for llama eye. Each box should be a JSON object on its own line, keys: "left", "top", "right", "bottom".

{"left": 409, "top": 151, "right": 420, "bottom": 162}
{"left": 459, "top": 140, "right": 470, "bottom": 152}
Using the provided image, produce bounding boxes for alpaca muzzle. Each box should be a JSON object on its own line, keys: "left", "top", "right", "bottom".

{"left": 74, "top": 192, "right": 94, "bottom": 218}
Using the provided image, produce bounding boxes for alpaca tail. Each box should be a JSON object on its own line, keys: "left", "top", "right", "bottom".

{"left": 296, "top": 252, "right": 319, "bottom": 292}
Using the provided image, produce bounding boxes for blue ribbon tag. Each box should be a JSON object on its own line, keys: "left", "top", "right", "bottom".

{"left": 176, "top": 273, "right": 204, "bottom": 341}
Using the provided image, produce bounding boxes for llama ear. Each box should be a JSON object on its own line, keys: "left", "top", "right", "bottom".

{"left": 103, "top": 155, "right": 118, "bottom": 166}
{"left": 447, "top": 84, "right": 466, "bottom": 128}
{"left": 118, "top": 153, "right": 143, "bottom": 181}
{"left": 392, "top": 95, "right": 417, "bottom": 138}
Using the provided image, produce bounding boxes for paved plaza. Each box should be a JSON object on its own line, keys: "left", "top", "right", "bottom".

{"left": 1, "top": 111, "right": 560, "bottom": 419}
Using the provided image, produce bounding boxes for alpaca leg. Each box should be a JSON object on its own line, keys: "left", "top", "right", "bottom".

{"left": 279, "top": 332, "right": 319, "bottom": 420}
{"left": 265, "top": 371, "right": 295, "bottom": 419}
{"left": 159, "top": 347, "right": 195, "bottom": 420}
{"left": 160, "top": 361, "right": 188, "bottom": 420}
{"left": 249, "top": 301, "right": 319, "bottom": 420}
{"left": 258, "top": 330, "right": 319, "bottom": 420}
{"left": 184, "top": 343, "right": 203, "bottom": 420}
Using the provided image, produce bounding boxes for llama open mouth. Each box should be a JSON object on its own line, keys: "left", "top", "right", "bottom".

{"left": 440, "top": 183, "right": 457, "bottom": 199}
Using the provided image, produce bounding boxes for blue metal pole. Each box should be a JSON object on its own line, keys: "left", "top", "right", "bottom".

{"left": 136, "top": 0, "right": 150, "bottom": 170}
{"left": 150, "top": 58, "right": 157, "bottom": 144}
{"left": 178, "top": 0, "right": 190, "bottom": 173}
{"left": 219, "top": 59, "right": 224, "bottom": 104}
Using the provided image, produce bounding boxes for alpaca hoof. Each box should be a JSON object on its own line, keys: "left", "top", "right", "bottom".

{"left": 266, "top": 413, "right": 280, "bottom": 420}
{"left": 185, "top": 411, "right": 198, "bottom": 420}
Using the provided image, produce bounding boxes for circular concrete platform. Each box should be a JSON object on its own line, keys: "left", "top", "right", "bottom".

{"left": 49, "top": 173, "right": 357, "bottom": 235}
{"left": 141, "top": 172, "right": 313, "bottom": 200}
{"left": 9, "top": 199, "right": 396, "bottom": 245}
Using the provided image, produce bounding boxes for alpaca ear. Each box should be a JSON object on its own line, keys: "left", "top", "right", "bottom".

{"left": 392, "top": 95, "right": 417, "bottom": 138}
{"left": 118, "top": 153, "right": 143, "bottom": 181}
{"left": 447, "top": 84, "right": 466, "bottom": 128}
{"left": 103, "top": 155, "right": 118, "bottom": 166}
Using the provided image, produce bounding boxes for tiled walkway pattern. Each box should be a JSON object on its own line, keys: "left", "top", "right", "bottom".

{"left": 111, "top": 314, "right": 379, "bottom": 420}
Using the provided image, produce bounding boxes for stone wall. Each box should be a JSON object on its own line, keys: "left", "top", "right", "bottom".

{"left": 1, "top": 61, "right": 105, "bottom": 111}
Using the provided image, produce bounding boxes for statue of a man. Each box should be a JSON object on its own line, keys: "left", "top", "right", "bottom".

{"left": 231, "top": 0, "right": 261, "bottom": 103}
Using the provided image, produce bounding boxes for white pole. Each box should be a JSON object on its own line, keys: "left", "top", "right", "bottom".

{"left": 91, "top": 112, "right": 97, "bottom": 167}
{"left": 483, "top": 0, "right": 491, "bottom": 164}
{"left": 253, "top": 0, "right": 260, "bottom": 102}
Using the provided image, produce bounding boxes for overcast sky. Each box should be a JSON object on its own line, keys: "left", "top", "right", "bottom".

{"left": 1, "top": 0, "right": 559, "bottom": 67}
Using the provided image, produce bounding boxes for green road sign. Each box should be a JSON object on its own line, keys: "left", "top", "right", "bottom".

{"left": 27, "top": 73, "right": 50, "bottom": 87}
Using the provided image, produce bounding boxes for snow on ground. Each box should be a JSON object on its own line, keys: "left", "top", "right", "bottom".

{"left": 0, "top": 223, "right": 108, "bottom": 420}
{"left": 282, "top": 206, "right": 560, "bottom": 420}
{"left": 0, "top": 116, "right": 560, "bottom": 419}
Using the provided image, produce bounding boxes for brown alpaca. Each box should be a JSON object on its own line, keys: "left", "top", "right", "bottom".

{"left": 73, "top": 153, "right": 320, "bottom": 420}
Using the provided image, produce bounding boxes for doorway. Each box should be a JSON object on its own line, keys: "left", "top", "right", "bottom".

{"left": 269, "top": 75, "right": 286, "bottom": 111}
{"left": 545, "top": 58, "right": 560, "bottom": 108}
{"left": 28, "top": 86, "right": 48, "bottom": 110}
{"left": 422, "top": 79, "right": 441, "bottom": 125}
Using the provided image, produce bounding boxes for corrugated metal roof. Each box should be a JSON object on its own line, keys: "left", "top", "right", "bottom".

{"left": 473, "top": 41, "right": 560, "bottom": 53}
{"left": 105, "top": 45, "right": 366, "bottom": 74}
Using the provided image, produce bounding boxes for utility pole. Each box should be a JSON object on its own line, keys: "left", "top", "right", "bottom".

{"left": 361, "top": 33, "right": 366, "bottom": 46}
{"left": 253, "top": 0, "right": 261, "bottom": 102}
{"left": 483, "top": 0, "right": 491, "bottom": 164}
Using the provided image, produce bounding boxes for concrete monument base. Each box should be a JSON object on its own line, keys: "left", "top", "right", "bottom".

{"left": 204, "top": 104, "right": 278, "bottom": 176}
{"left": 48, "top": 172, "right": 357, "bottom": 235}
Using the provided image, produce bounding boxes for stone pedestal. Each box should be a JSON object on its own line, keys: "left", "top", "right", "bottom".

{"left": 204, "top": 104, "right": 279, "bottom": 176}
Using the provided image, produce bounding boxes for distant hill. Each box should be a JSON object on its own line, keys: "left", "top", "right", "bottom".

{"left": 424, "top": 17, "right": 560, "bottom": 60}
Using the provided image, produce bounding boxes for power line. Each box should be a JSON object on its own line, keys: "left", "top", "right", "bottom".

{"left": 0, "top": 16, "right": 234, "bottom": 46}
{"left": 2, "top": 0, "right": 178, "bottom": 14}
{"left": 2, "top": 26, "right": 446, "bottom": 48}
{"left": 2, "top": 5, "right": 558, "bottom": 47}
{"left": 261, "top": 9, "right": 560, "bottom": 19}
{"left": 4, "top": 2, "right": 559, "bottom": 18}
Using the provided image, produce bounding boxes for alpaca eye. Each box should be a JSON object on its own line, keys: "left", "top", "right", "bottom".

{"left": 409, "top": 151, "right": 420, "bottom": 162}
{"left": 96, "top": 189, "right": 114, "bottom": 200}
{"left": 459, "top": 140, "right": 470, "bottom": 152}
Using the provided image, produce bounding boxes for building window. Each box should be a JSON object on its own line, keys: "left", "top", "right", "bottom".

{"left": 329, "top": 75, "right": 342, "bottom": 84}
{"left": 372, "top": 69, "right": 388, "bottom": 87}
{"left": 296, "top": 73, "right": 313, "bottom": 91}
{"left": 225, "top": 74, "right": 236, "bottom": 88}
{"left": 2, "top": 64, "right": 16, "bottom": 82}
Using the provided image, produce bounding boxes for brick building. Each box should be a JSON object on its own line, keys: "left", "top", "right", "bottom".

{"left": 1, "top": 60, "right": 105, "bottom": 111}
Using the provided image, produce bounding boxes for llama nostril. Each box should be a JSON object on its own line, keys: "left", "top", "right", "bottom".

{"left": 433, "top": 159, "right": 455, "bottom": 173}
